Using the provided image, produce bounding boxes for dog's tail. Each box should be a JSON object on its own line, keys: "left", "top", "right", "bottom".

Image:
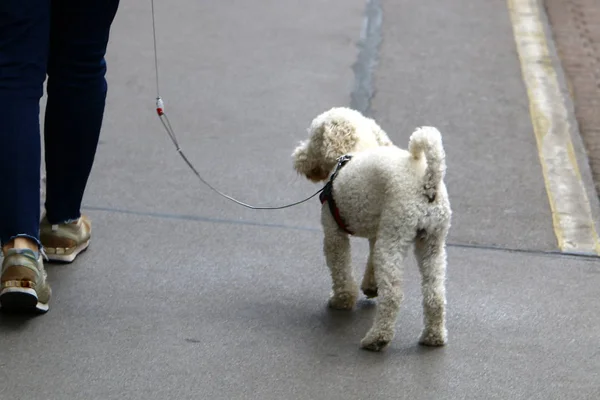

{"left": 408, "top": 126, "right": 446, "bottom": 202}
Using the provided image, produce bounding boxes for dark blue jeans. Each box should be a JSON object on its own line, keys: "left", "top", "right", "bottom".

{"left": 0, "top": 0, "right": 119, "bottom": 247}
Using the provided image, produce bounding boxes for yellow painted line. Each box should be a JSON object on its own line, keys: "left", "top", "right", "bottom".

{"left": 507, "top": 0, "right": 600, "bottom": 255}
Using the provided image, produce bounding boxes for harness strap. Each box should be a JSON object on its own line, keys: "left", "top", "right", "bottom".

{"left": 319, "top": 155, "right": 354, "bottom": 235}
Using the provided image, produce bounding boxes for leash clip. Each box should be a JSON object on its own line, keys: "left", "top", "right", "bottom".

{"left": 334, "top": 154, "right": 353, "bottom": 173}
{"left": 327, "top": 154, "right": 353, "bottom": 184}
{"left": 336, "top": 154, "right": 352, "bottom": 165}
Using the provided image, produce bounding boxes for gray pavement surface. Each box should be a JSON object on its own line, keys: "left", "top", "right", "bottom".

{"left": 2, "top": 0, "right": 600, "bottom": 399}
{"left": 373, "top": 0, "right": 558, "bottom": 252}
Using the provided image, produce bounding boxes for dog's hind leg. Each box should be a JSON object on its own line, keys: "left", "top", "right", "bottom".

{"left": 361, "top": 238, "right": 378, "bottom": 298}
{"left": 322, "top": 215, "right": 359, "bottom": 310}
{"left": 414, "top": 227, "right": 448, "bottom": 346}
{"left": 360, "top": 229, "right": 412, "bottom": 351}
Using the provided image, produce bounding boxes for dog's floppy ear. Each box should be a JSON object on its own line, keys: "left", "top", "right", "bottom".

{"left": 292, "top": 140, "right": 329, "bottom": 182}
{"left": 292, "top": 140, "right": 310, "bottom": 175}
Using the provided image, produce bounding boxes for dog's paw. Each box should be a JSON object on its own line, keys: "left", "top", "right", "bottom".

{"left": 360, "top": 329, "right": 394, "bottom": 352}
{"left": 361, "top": 287, "right": 378, "bottom": 298}
{"left": 328, "top": 291, "right": 358, "bottom": 310}
{"left": 360, "top": 268, "right": 377, "bottom": 298}
{"left": 418, "top": 328, "right": 447, "bottom": 347}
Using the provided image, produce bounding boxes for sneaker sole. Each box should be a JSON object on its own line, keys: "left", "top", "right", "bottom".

{"left": 0, "top": 287, "right": 49, "bottom": 314}
{"left": 45, "top": 240, "right": 90, "bottom": 263}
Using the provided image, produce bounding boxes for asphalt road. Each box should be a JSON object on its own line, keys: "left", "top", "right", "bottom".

{"left": 2, "top": 1, "right": 599, "bottom": 399}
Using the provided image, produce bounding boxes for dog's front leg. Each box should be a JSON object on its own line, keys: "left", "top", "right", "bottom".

{"left": 322, "top": 217, "right": 358, "bottom": 310}
{"left": 361, "top": 238, "right": 378, "bottom": 298}
{"left": 360, "top": 234, "right": 410, "bottom": 351}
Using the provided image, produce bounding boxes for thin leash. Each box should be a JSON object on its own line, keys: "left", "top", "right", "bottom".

{"left": 149, "top": 0, "right": 323, "bottom": 210}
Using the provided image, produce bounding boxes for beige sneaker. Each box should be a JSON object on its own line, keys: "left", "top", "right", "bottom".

{"left": 0, "top": 248, "right": 51, "bottom": 313}
{"left": 40, "top": 215, "right": 91, "bottom": 263}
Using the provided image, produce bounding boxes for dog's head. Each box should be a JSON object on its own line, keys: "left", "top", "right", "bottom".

{"left": 292, "top": 108, "right": 393, "bottom": 182}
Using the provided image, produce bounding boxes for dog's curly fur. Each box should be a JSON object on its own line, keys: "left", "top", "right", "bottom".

{"left": 292, "top": 107, "right": 452, "bottom": 351}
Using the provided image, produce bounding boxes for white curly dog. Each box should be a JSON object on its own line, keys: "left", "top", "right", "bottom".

{"left": 292, "top": 107, "right": 451, "bottom": 351}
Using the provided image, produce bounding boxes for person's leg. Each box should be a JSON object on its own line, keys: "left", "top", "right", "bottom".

{"left": 44, "top": 0, "right": 119, "bottom": 223}
{"left": 0, "top": 0, "right": 50, "bottom": 252}
{"left": 0, "top": 0, "right": 53, "bottom": 313}
{"left": 41, "top": 0, "right": 119, "bottom": 262}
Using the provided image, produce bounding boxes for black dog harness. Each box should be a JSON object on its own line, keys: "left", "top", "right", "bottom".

{"left": 319, "top": 155, "right": 354, "bottom": 235}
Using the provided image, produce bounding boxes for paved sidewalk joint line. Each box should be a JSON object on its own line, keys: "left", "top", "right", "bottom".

{"left": 83, "top": 205, "right": 600, "bottom": 260}
{"left": 507, "top": 0, "right": 600, "bottom": 255}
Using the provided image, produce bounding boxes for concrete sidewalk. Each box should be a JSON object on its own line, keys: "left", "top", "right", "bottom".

{"left": 1, "top": 1, "right": 599, "bottom": 399}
